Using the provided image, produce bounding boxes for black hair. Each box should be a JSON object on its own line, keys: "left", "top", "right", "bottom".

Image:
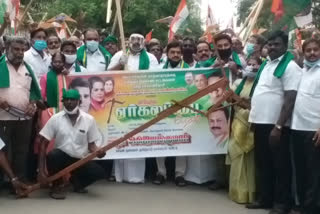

{"left": 196, "top": 41, "right": 211, "bottom": 51}
{"left": 52, "top": 52, "right": 65, "bottom": 63}
{"left": 267, "top": 30, "right": 288, "bottom": 46}
{"left": 104, "top": 76, "right": 115, "bottom": 85}
{"left": 214, "top": 33, "right": 232, "bottom": 45}
{"left": 302, "top": 38, "right": 320, "bottom": 53}
{"left": 250, "top": 34, "right": 266, "bottom": 47}
{"left": 83, "top": 28, "right": 99, "bottom": 39}
{"left": 208, "top": 106, "right": 230, "bottom": 120}
{"left": 248, "top": 55, "right": 262, "bottom": 65}
{"left": 183, "top": 36, "right": 195, "bottom": 45}
{"left": 166, "top": 40, "right": 182, "bottom": 54}
{"left": 30, "top": 28, "right": 48, "bottom": 39}
{"left": 88, "top": 76, "right": 104, "bottom": 91}
{"left": 208, "top": 71, "right": 223, "bottom": 79}
{"left": 61, "top": 40, "right": 77, "bottom": 52}
{"left": 48, "top": 35, "right": 61, "bottom": 43}
{"left": 69, "top": 78, "right": 90, "bottom": 89}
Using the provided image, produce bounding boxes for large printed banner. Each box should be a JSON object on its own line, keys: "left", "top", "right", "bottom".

{"left": 66, "top": 68, "right": 230, "bottom": 159}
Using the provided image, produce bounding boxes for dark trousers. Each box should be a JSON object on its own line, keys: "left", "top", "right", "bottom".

{"left": 254, "top": 124, "right": 292, "bottom": 208}
{"left": 47, "top": 149, "right": 106, "bottom": 189}
{"left": 0, "top": 120, "right": 32, "bottom": 180}
{"left": 291, "top": 130, "right": 320, "bottom": 214}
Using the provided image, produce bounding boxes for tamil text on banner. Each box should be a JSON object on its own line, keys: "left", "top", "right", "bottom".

{"left": 66, "top": 68, "right": 230, "bottom": 159}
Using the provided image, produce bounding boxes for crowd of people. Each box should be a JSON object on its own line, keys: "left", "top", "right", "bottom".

{"left": 0, "top": 18, "right": 320, "bottom": 214}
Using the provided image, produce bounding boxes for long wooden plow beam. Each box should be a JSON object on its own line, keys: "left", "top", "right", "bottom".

{"left": 24, "top": 77, "right": 229, "bottom": 195}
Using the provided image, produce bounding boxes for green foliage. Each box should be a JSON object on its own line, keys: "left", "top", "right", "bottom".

{"left": 20, "top": 0, "right": 203, "bottom": 43}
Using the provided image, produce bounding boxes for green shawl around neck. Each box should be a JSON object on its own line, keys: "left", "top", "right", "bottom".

{"left": 249, "top": 51, "right": 294, "bottom": 97}
{"left": 0, "top": 55, "right": 42, "bottom": 101}
{"left": 195, "top": 57, "right": 216, "bottom": 68}
{"left": 46, "top": 69, "right": 60, "bottom": 108}
{"left": 163, "top": 60, "right": 189, "bottom": 69}
{"left": 127, "top": 49, "right": 150, "bottom": 70}
{"left": 77, "top": 45, "right": 112, "bottom": 70}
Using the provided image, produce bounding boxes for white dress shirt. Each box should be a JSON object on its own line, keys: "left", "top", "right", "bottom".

{"left": 249, "top": 55, "right": 302, "bottom": 125}
{"left": 0, "top": 58, "right": 32, "bottom": 120}
{"left": 291, "top": 62, "right": 320, "bottom": 131}
{"left": 86, "top": 49, "right": 107, "bottom": 72}
{"left": 68, "top": 63, "right": 87, "bottom": 73}
{"left": 0, "top": 137, "right": 4, "bottom": 150}
{"left": 24, "top": 47, "right": 51, "bottom": 81}
{"left": 40, "top": 110, "right": 100, "bottom": 159}
{"left": 108, "top": 50, "right": 159, "bottom": 71}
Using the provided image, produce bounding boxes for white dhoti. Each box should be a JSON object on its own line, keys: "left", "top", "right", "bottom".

{"left": 184, "top": 155, "right": 217, "bottom": 184}
{"left": 156, "top": 156, "right": 187, "bottom": 178}
{"left": 114, "top": 158, "right": 145, "bottom": 183}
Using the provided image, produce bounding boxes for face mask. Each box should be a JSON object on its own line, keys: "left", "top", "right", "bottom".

{"left": 64, "top": 106, "right": 79, "bottom": 115}
{"left": 34, "top": 40, "right": 47, "bottom": 51}
{"left": 86, "top": 41, "right": 99, "bottom": 53}
{"left": 65, "top": 54, "right": 77, "bottom": 64}
{"left": 48, "top": 48, "right": 60, "bottom": 55}
{"left": 303, "top": 59, "right": 320, "bottom": 68}
{"left": 243, "top": 66, "right": 257, "bottom": 78}
{"left": 245, "top": 43, "right": 255, "bottom": 56}
{"left": 218, "top": 48, "right": 232, "bottom": 60}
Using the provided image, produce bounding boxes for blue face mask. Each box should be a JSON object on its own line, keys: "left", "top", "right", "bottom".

{"left": 86, "top": 41, "right": 99, "bottom": 53}
{"left": 33, "top": 40, "right": 47, "bottom": 51}
{"left": 245, "top": 43, "right": 255, "bottom": 56}
{"left": 303, "top": 59, "right": 320, "bottom": 68}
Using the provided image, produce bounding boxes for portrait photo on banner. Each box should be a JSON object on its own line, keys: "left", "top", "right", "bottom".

{"left": 66, "top": 68, "right": 231, "bottom": 159}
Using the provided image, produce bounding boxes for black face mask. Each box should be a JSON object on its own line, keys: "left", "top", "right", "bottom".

{"left": 183, "top": 48, "right": 194, "bottom": 56}
{"left": 168, "top": 59, "right": 180, "bottom": 68}
{"left": 218, "top": 48, "right": 232, "bottom": 61}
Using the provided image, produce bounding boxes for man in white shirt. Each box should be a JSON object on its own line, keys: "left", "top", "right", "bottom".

{"left": 76, "top": 29, "right": 112, "bottom": 72}
{"left": 0, "top": 137, "right": 29, "bottom": 197}
{"left": 108, "top": 33, "right": 157, "bottom": 184}
{"left": 61, "top": 41, "right": 87, "bottom": 73}
{"left": 0, "top": 36, "right": 40, "bottom": 181}
{"left": 291, "top": 38, "right": 320, "bottom": 214}
{"left": 248, "top": 31, "right": 302, "bottom": 214}
{"left": 108, "top": 33, "right": 158, "bottom": 71}
{"left": 152, "top": 40, "right": 188, "bottom": 187}
{"left": 24, "top": 28, "right": 51, "bottom": 81}
{"left": 38, "top": 89, "right": 106, "bottom": 200}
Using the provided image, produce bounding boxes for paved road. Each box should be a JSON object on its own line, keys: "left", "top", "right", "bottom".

{"left": 1, "top": 182, "right": 268, "bottom": 214}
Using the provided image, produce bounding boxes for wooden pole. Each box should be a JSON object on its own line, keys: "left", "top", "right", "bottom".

{"left": 243, "top": 0, "right": 264, "bottom": 43}
{"left": 115, "top": 0, "right": 126, "bottom": 52}
{"left": 23, "top": 77, "right": 231, "bottom": 195}
{"left": 17, "top": 0, "right": 35, "bottom": 28}
{"left": 237, "top": 0, "right": 259, "bottom": 37}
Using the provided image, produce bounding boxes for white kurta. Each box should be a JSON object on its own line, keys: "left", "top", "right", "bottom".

{"left": 112, "top": 49, "right": 157, "bottom": 183}
{"left": 86, "top": 49, "right": 107, "bottom": 72}
{"left": 24, "top": 47, "right": 51, "bottom": 81}
{"left": 291, "top": 62, "right": 320, "bottom": 131}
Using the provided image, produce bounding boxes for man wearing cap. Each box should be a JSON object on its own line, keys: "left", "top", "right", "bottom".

{"left": 38, "top": 89, "right": 106, "bottom": 199}
{"left": 102, "top": 35, "right": 119, "bottom": 56}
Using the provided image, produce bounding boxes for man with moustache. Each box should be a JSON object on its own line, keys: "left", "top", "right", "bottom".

{"left": 162, "top": 40, "right": 189, "bottom": 69}
{"left": 195, "top": 41, "right": 215, "bottom": 68}
{"left": 248, "top": 31, "right": 302, "bottom": 214}
{"left": 208, "top": 108, "right": 229, "bottom": 145}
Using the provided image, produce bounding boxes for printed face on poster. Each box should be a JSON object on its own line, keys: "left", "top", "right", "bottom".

{"left": 66, "top": 68, "right": 230, "bottom": 159}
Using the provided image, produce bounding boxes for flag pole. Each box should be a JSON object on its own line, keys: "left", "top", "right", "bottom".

{"left": 243, "top": 0, "right": 264, "bottom": 43}
{"left": 115, "top": 0, "right": 128, "bottom": 69}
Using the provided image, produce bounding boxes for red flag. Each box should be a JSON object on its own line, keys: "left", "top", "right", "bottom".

{"left": 271, "top": 0, "right": 284, "bottom": 22}
{"left": 169, "top": 0, "right": 189, "bottom": 41}
{"left": 145, "top": 30, "right": 153, "bottom": 42}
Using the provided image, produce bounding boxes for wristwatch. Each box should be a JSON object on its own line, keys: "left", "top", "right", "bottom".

{"left": 275, "top": 124, "right": 282, "bottom": 130}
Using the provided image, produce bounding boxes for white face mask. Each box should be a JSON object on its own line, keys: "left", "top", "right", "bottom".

{"left": 65, "top": 54, "right": 77, "bottom": 64}
{"left": 64, "top": 106, "right": 79, "bottom": 115}
{"left": 243, "top": 66, "right": 257, "bottom": 78}
{"left": 48, "top": 48, "right": 60, "bottom": 55}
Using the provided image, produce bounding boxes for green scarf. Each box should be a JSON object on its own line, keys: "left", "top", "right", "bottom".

{"left": 75, "top": 63, "right": 81, "bottom": 72}
{"left": 126, "top": 49, "right": 151, "bottom": 70}
{"left": 46, "top": 70, "right": 59, "bottom": 108}
{"left": 235, "top": 77, "right": 247, "bottom": 95}
{"left": 77, "top": 45, "right": 112, "bottom": 70}
{"left": 232, "top": 51, "right": 242, "bottom": 68}
{"left": 249, "top": 51, "right": 294, "bottom": 97}
{"left": 163, "top": 60, "right": 189, "bottom": 69}
{"left": 195, "top": 57, "right": 216, "bottom": 68}
{"left": 0, "top": 55, "right": 42, "bottom": 101}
